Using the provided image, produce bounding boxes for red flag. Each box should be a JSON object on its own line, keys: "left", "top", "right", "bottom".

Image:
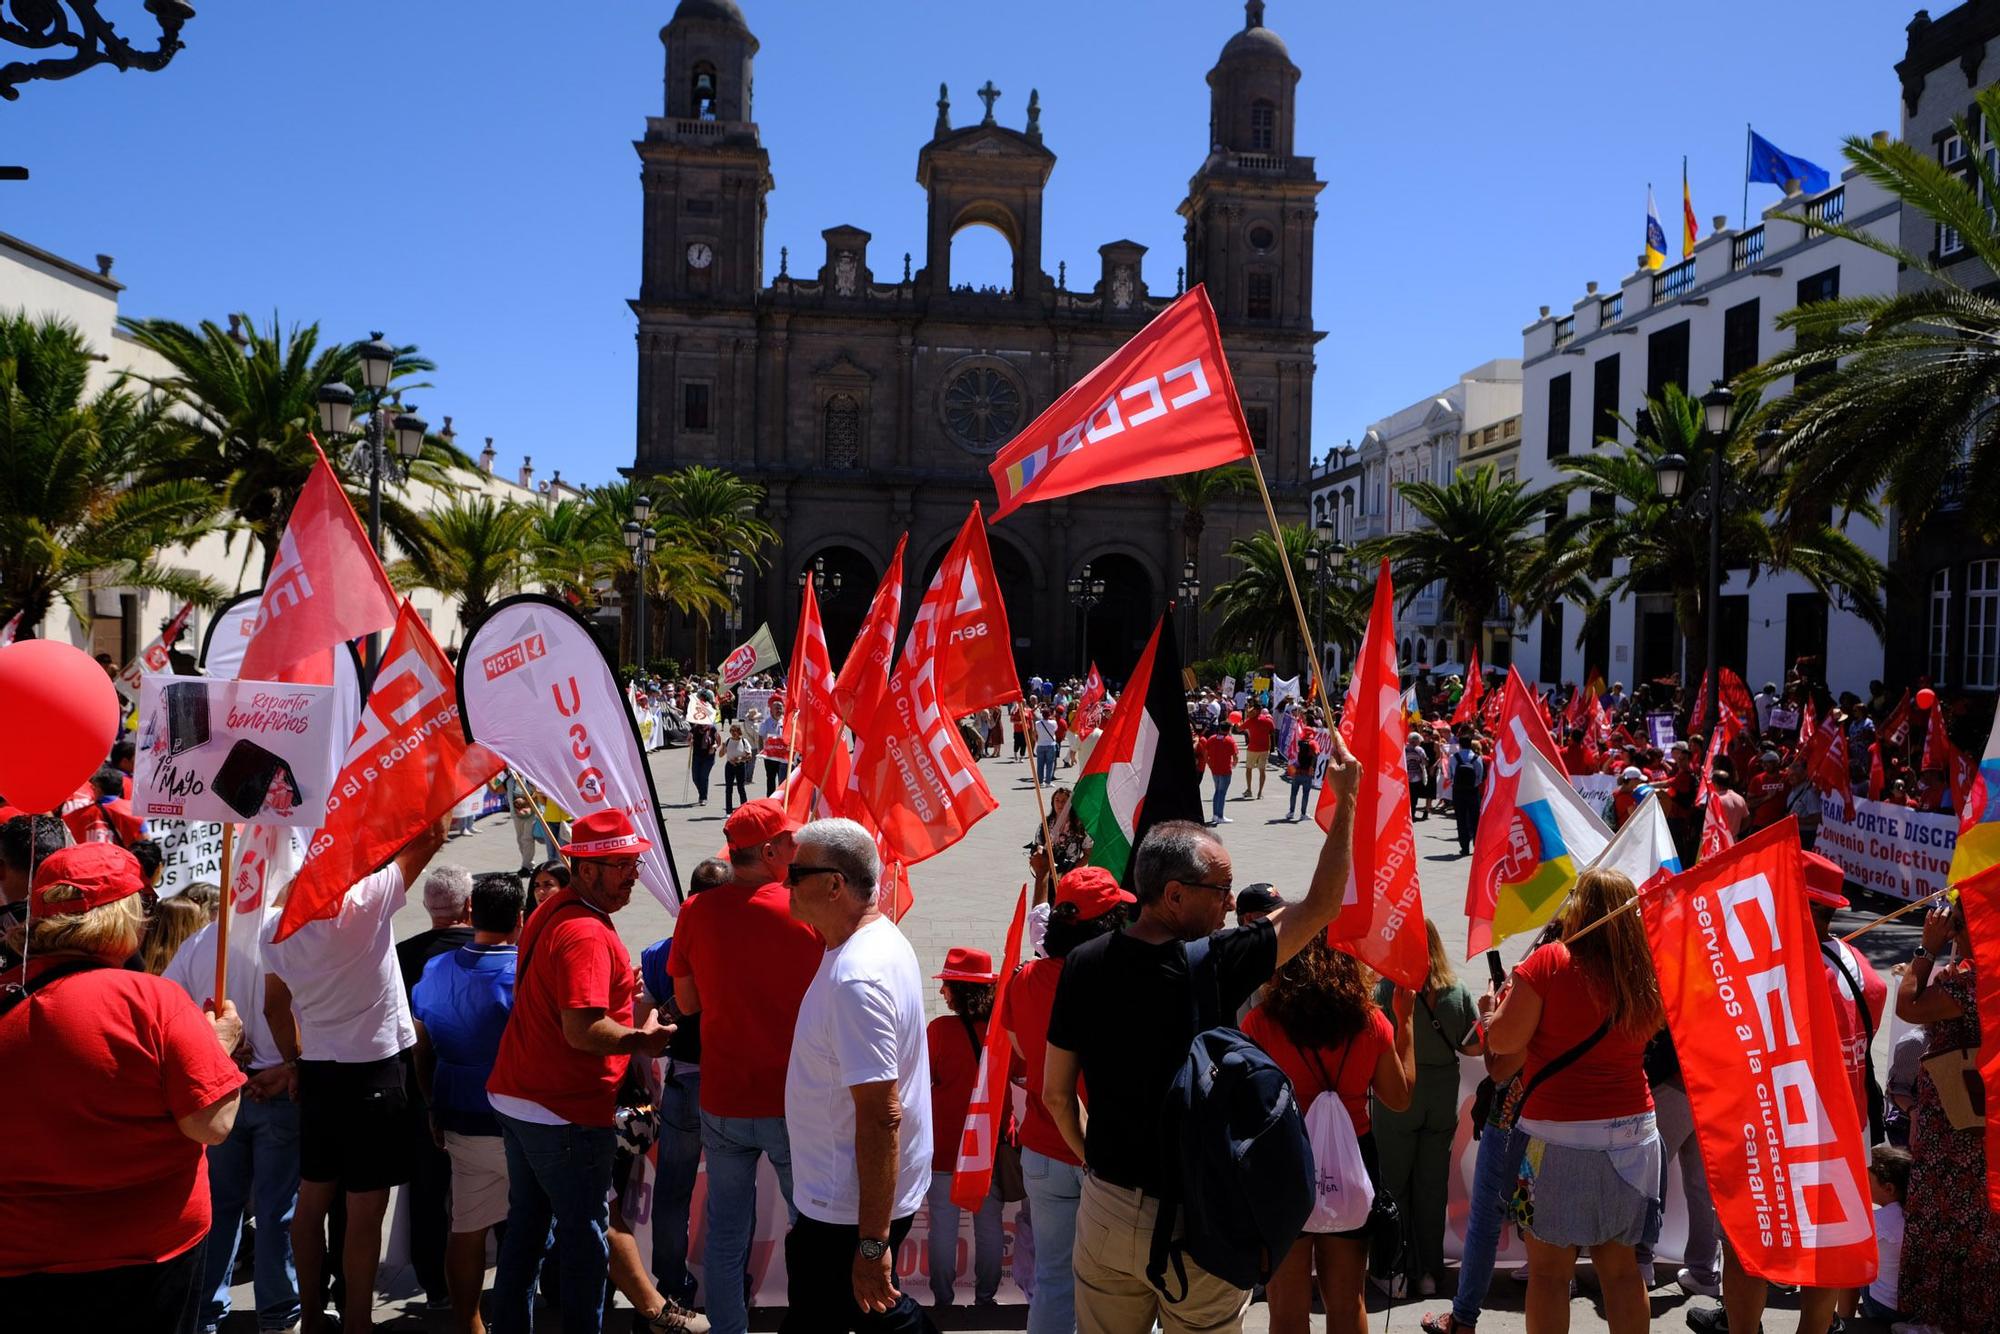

{"left": 276, "top": 602, "right": 504, "bottom": 941}
{"left": 1465, "top": 666, "right": 1571, "bottom": 955}
{"left": 952, "top": 886, "right": 1028, "bottom": 1208}
{"left": 1954, "top": 860, "right": 2000, "bottom": 1208}
{"left": 1565, "top": 668, "right": 1602, "bottom": 731}
{"left": 1451, "top": 648, "right": 1484, "bottom": 725}
{"left": 1688, "top": 671, "right": 1712, "bottom": 736}
{"left": 988, "top": 286, "right": 1253, "bottom": 521}
{"left": 1807, "top": 722, "right": 1855, "bottom": 822}
{"left": 1077, "top": 663, "right": 1107, "bottom": 734}
{"left": 1879, "top": 689, "right": 1914, "bottom": 752}
{"left": 1866, "top": 743, "right": 1886, "bottom": 802}
{"left": 1719, "top": 667, "right": 1757, "bottom": 732}
{"left": 831, "top": 535, "right": 907, "bottom": 726}
{"left": 1314, "top": 561, "right": 1427, "bottom": 988}
{"left": 1479, "top": 679, "right": 1505, "bottom": 731}
{"left": 1799, "top": 699, "right": 1818, "bottom": 750}
{"left": 1640, "top": 821, "right": 1878, "bottom": 1288}
{"left": 1698, "top": 709, "right": 1741, "bottom": 860}
{"left": 239, "top": 444, "right": 400, "bottom": 682}
{"left": 913, "top": 504, "right": 1021, "bottom": 717}
{"left": 788, "top": 578, "right": 852, "bottom": 803}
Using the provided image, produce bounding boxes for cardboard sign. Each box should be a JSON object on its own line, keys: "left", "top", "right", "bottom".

{"left": 150, "top": 819, "right": 226, "bottom": 898}
{"left": 134, "top": 676, "right": 339, "bottom": 826}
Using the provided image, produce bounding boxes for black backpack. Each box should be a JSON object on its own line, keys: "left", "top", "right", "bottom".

{"left": 1452, "top": 751, "right": 1482, "bottom": 797}
{"left": 1148, "top": 937, "right": 1314, "bottom": 1299}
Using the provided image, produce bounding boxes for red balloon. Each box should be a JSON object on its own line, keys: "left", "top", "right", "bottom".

{"left": 0, "top": 639, "right": 121, "bottom": 813}
{"left": 1228, "top": 710, "right": 1244, "bottom": 726}
{"left": 1916, "top": 687, "right": 1937, "bottom": 711}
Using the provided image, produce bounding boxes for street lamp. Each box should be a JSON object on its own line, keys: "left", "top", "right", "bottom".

{"left": 1654, "top": 380, "right": 1736, "bottom": 737}
{"left": 1068, "top": 563, "right": 1106, "bottom": 677}
{"left": 799, "top": 554, "right": 844, "bottom": 602}
{"left": 623, "top": 497, "right": 656, "bottom": 672}
{"left": 1309, "top": 519, "right": 1345, "bottom": 681}
{"left": 1177, "top": 559, "right": 1202, "bottom": 662}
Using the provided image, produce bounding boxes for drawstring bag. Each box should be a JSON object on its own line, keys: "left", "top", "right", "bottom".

{"left": 1301, "top": 1044, "right": 1373, "bottom": 1234}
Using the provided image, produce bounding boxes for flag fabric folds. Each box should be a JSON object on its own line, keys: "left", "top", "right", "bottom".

{"left": 952, "top": 886, "right": 1028, "bottom": 1209}
{"left": 1748, "top": 128, "right": 1832, "bottom": 197}
{"left": 1698, "top": 707, "right": 1742, "bottom": 861}
{"left": 1076, "top": 610, "right": 1204, "bottom": 882}
{"left": 239, "top": 444, "right": 400, "bottom": 682}
{"left": 1315, "top": 561, "right": 1427, "bottom": 989}
{"left": 987, "top": 286, "right": 1253, "bottom": 521}
{"left": 1951, "top": 703, "right": 2000, "bottom": 883}
{"left": 1590, "top": 791, "right": 1682, "bottom": 892}
{"left": 1465, "top": 667, "right": 1569, "bottom": 956}
{"left": 278, "top": 602, "right": 504, "bottom": 940}
{"left": 915, "top": 504, "right": 1022, "bottom": 718}
{"left": 1639, "top": 820, "right": 1878, "bottom": 1288}
{"left": 1077, "top": 663, "right": 1107, "bottom": 735}
{"left": 718, "top": 622, "right": 781, "bottom": 687}
{"left": 1450, "top": 649, "right": 1484, "bottom": 726}
{"left": 1682, "top": 159, "right": 1698, "bottom": 259}
{"left": 832, "top": 536, "right": 907, "bottom": 726}
{"left": 1954, "top": 860, "right": 2000, "bottom": 1207}
{"left": 1645, "top": 187, "right": 1668, "bottom": 271}
{"left": 1485, "top": 746, "right": 1611, "bottom": 954}
{"left": 787, "top": 578, "right": 851, "bottom": 803}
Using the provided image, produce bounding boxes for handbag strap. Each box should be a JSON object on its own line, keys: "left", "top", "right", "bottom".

{"left": 1502, "top": 1014, "right": 1614, "bottom": 1124}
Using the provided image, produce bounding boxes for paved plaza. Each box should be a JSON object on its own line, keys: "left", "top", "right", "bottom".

{"left": 252, "top": 740, "right": 1915, "bottom": 1332}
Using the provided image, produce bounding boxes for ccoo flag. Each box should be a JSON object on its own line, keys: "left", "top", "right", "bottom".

{"left": 987, "top": 286, "right": 1253, "bottom": 521}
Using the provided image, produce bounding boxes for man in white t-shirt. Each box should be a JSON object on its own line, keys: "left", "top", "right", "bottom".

{"left": 782, "top": 817, "right": 935, "bottom": 1333}
{"left": 262, "top": 817, "right": 447, "bottom": 1334}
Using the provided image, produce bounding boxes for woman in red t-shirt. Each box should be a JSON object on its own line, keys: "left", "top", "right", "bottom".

{"left": 1242, "top": 936, "right": 1416, "bottom": 1334}
{"left": 1485, "top": 867, "right": 1665, "bottom": 1334}
{"left": 925, "top": 947, "right": 1010, "bottom": 1309}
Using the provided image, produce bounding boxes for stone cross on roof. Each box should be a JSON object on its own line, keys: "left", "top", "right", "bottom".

{"left": 976, "top": 79, "right": 1002, "bottom": 124}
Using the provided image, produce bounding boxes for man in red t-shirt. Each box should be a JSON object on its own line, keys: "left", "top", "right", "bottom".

{"left": 1241, "top": 703, "right": 1276, "bottom": 800}
{"left": 1744, "top": 751, "right": 1791, "bottom": 832}
{"left": 485, "top": 809, "right": 673, "bottom": 1334}
{"left": 664, "top": 797, "right": 823, "bottom": 1334}
{"left": 1199, "top": 724, "right": 1238, "bottom": 826}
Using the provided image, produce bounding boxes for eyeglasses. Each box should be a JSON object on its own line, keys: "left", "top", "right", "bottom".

{"left": 784, "top": 864, "right": 845, "bottom": 886}
{"left": 1176, "top": 878, "right": 1234, "bottom": 896}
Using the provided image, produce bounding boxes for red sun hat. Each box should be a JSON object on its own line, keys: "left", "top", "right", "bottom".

{"left": 724, "top": 797, "right": 800, "bottom": 852}
{"left": 1056, "top": 865, "right": 1137, "bottom": 919}
{"left": 32, "top": 843, "right": 143, "bottom": 916}
{"left": 559, "top": 808, "right": 654, "bottom": 859}
{"left": 935, "top": 946, "right": 999, "bottom": 983}
{"left": 1800, "top": 850, "right": 1850, "bottom": 910}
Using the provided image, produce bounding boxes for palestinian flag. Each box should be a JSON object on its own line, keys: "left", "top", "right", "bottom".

{"left": 1075, "top": 609, "right": 1204, "bottom": 883}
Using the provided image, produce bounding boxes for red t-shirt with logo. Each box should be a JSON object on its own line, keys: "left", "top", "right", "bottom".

{"left": 1747, "top": 772, "right": 1790, "bottom": 828}
{"left": 0, "top": 963, "right": 244, "bottom": 1276}
{"left": 1244, "top": 715, "right": 1276, "bottom": 753}
{"left": 665, "top": 878, "right": 824, "bottom": 1117}
{"left": 999, "top": 957, "right": 1083, "bottom": 1164}
{"left": 487, "top": 889, "right": 635, "bottom": 1127}
{"left": 1241, "top": 1004, "right": 1395, "bottom": 1134}
{"left": 1512, "top": 941, "right": 1654, "bottom": 1121}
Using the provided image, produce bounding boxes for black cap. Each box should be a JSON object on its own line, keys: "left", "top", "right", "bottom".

{"left": 1236, "top": 883, "right": 1284, "bottom": 916}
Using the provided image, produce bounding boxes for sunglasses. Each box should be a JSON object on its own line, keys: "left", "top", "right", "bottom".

{"left": 785, "top": 864, "right": 845, "bottom": 886}
{"left": 1176, "top": 878, "right": 1235, "bottom": 896}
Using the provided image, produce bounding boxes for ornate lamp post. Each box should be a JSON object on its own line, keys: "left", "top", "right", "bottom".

{"left": 0, "top": 2, "right": 195, "bottom": 110}
{"left": 798, "top": 554, "right": 844, "bottom": 603}
{"left": 1177, "top": 559, "right": 1202, "bottom": 664}
{"left": 726, "top": 551, "right": 746, "bottom": 635}
{"left": 622, "top": 494, "right": 655, "bottom": 672}
{"left": 318, "top": 334, "right": 424, "bottom": 667}
{"left": 1653, "top": 380, "right": 1740, "bottom": 737}
{"left": 1308, "top": 518, "right": 1346, "bottom": 681}
{"left": 1067, "top": 563, "right": 1106, "bottom": 678}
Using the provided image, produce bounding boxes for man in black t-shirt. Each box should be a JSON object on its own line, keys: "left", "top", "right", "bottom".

{"left": 1042, "top": 728, "right": 1360, "bottom": 1334}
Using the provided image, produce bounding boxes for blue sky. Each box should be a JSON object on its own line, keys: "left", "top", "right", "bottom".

{"left": 4, "top": 0, "right": 1914, "bottom": 483}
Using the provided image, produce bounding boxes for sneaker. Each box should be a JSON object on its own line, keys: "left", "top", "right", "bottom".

{"left": 1676, "top": 1267, "right": 1721, "bottom": 1299}
{"left": 649, "top": 1299, "right": 712, "bottom": 1334}
{"left": 1685, "top": 1306, "right": 1757, "bottom": 1334}
{"left": 1219, "top": 816, "right": 1234, "bottom": 824}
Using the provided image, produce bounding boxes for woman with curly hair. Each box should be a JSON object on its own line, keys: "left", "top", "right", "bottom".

{"left": 1485, "top": 867, "right": 1664, "bottom": 1334}
{"left": 1241, "top": 936, "right": 1416, "bottom": 1334}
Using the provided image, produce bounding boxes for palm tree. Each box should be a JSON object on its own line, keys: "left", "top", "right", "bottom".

{"left": 1204, "top": 523, "right": 1368, "bottom": 667}
{"left": 121, "top": 313, "right": 460, "bottom": 577}
{"left": 644, "top": 465, "right": 779, "bottom": 669}
{"left": 1163, "top": 464, "right": 1253, "bottom": 566}
{"left": 526, "top": 496, "right": 625, "bottom": 611}
{"left": 390, "top": 495, "right": 534, "bottom": 631}
{"left": 0, "top": 313, "right": 225, "bottom": 633}
{"left": 1352, "top": 464, "right": 1589, "bottom": 657}
{"left": 1748, "top": 83, "right": 2000, "bottom": 539}
{"left": 1557, "top": 384, "right": 1888, "bottom": 679}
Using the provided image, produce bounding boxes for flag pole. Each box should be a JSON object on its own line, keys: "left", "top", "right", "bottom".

{"left": 1024, "top": 698, "right": 1059, "bottom": 903}
{"left": 510, "top": 768, "right": 573, "bottom": 875}
{"left": 213, "top": 822, "right": 237, "bottom": 1008}
{"left": 1245, "top": 453, "right": 1330, "bottom": 717}
{"left": 1840, "top": 885, "right": 1948, "bottom": 944}
{"left": 1742, "top": 124, "right": 1752, "bottom": 233}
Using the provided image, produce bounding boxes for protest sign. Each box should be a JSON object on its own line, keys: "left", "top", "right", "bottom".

{"left": 151, "top": 819, "right": 226, "bottom": 898}
{"left": 134, "top": 676, "right": 339, "bottom": 826}
{"left": 1768, "top": 707, "right": 1799, "bottom": 732}
{"left": 737, "top": 688, "right": 774, "bottom": 721}
{"left": 1811, "top": 792, "right": 1957, "bottom": 903}
{"left": 1646, "top": 712, "right": 1677, "bottom": 748}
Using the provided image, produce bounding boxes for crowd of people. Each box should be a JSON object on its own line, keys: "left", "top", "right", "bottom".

{"left": 3, "top": 649, "right": 1997, "bottom": 1334}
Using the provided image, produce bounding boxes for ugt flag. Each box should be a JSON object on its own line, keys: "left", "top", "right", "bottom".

{"left": 1641, "top": 819, "right": 1877, "bottom": 1289}
{"left": 1472, "top": 744, "right": 1609, "bottom": 957}
{"left": 987, "top": 285, "right": 1252, "bottom": 521}
{"left": 1075, "top": 610, "right": 1203, "bottom": 883}
{"left": 1465, "top": 666, "right": 1567, "bottom": 956}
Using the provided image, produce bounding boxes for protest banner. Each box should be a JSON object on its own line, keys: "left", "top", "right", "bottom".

{"left": 150, "top": 819, "right": 226, "bottom": 898}
{"left": 737, "top": 687, "right": 774, "bottom": 722}
{"left": 1646, "top": 712, "right": 1677, "bottom": 748}
{"left": 1811, "top": 792, "right": 1957, "bottom": 903}
{"left": 460, "top": 594, "right": 682, "bottom": 912}
{"left": 133, "top": 676, "right": 340, "bottom": 826}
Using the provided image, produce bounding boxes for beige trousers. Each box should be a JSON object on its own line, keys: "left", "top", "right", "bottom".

{"left": 1073, "top": 1174, "right": 1251, "bottom": 1334}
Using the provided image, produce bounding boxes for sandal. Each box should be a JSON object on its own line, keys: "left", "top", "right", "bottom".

{"left": 1419, "top": 1315, "right": 1465, "bottom": 1334}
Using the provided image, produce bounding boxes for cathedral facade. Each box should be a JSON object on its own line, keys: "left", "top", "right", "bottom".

{"left": 632, "top": 0, "right": 1323, "bottom": 678}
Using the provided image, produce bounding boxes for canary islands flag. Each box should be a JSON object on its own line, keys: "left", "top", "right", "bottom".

{"left": 1644, "top": 187, "right": 1668, "bottom": 271}
{"left": 1488, "top": 744, "right": 1613, "bottom": 948}
{"left": 1951, "top": 708, "right": 2000, "bottom": 882}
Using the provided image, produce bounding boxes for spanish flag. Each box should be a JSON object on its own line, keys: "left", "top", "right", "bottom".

{"left": 1682, "top": 158, "right": 1698, "bottom": 259}
{"left": 1644, "top": 186, "right": 1667, "bottom": 271}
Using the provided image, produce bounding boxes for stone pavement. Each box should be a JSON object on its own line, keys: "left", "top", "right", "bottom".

{"left": 233, "top": 742, "right": 1915, "bottom": 1332}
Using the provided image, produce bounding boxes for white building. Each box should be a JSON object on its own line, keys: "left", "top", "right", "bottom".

{"left": 0, "top": 231, "right": 560, "bottom": 664}
{"left": 1514, "top": 164, "right": 1899, "bottom": 697}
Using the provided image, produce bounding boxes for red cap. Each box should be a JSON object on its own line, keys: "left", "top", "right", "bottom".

{"left": 1056, "top": 865, "right": 1137, "bottom": 919}
{"left": 935, "top": 947, "right": 999, "bottom": 983}
{"left": 724, "top": 797, "right": 800, "bottom": 852}
{"left": 0, "top": 805, "right": 27, "bottom": 825}
{"left": 558, "top": 809, "right": 654, "bottom": 859}
{"left": 1801, "top": 850, "right": 1849, "bottom": 910}
{"left": 32, "top": 844, "right": 143, "bottom": 916}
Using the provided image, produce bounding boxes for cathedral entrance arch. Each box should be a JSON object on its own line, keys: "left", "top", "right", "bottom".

{"left": 948, "top": 207, "right": 1018, "bottom": 295}
{"left": 1075, "top": 551, "right": 1156, "bottom": 683}
{"left": 795, "top": 544, "right": 880, "bottom": 667}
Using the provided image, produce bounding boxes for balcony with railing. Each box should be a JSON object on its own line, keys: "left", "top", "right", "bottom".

{"left": 1803, "top": 186, "right": 1846, "bottom": 231}
{"left": 1600, "top": 293, "right": 1623, "bottom": 324}
{"left": 1731, "top": 226, "right": 1766, "bottom": 271}
{"left": 1651, "top": 257, "right": 1696, "bottom": 304}
{"left": 1553, "top": 315, "right": 1575, "bottom": 349}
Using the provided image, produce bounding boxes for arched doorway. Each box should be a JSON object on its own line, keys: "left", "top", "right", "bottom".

{"left": 798, "top": 545, "right": 880, "bottom": 669}
{"left": 1078, "top": 552, "right": 1155, "bottom": 684}
{"left": 949, "top": 216, "right": 1016, "bottom": 295}
{"left": 916, "top": 533, "right": 1037, "bottom": 687}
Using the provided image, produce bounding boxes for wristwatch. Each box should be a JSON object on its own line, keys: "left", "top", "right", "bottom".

{"left": 1912, "top": 946, "right": 1933, "bottom": 962}
{"left": 856, "top": 1237, "right": 890, "bottom": 1261}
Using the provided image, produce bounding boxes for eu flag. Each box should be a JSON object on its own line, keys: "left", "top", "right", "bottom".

{"left": 1748, "top": 129, "right": 1831, "bottom": 195}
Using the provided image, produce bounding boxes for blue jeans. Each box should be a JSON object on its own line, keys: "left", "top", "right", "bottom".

{"left": 1210, "top": 771, "right": 1232, "bottom": 821}
{"left": 1287, "top": 772, "right": 1314, "bottom": 819}
{"left": 650, "top": 1067, "right": 703, "bottom": 1306}
{"left": 701, "top": 1112, "right": 797, "bottom": 1334}
{"left": 1453, "top": 1122, "right": 1525, "bottom": 1328}
{"left": 493, "top": 1114, "right": 616, "bottom": 1334}
{"left": 1035, "top": 743, "right": 1057, "bottom": 786}
{"left": 199, "top": 1090, "right": 301, "bottom": 1332}
{"left": 925, "top": 1170, "right": 1002, "bottom": 1306}
{"left": 1021, "top": 1149, "right": 1083, "bottom": 1334}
